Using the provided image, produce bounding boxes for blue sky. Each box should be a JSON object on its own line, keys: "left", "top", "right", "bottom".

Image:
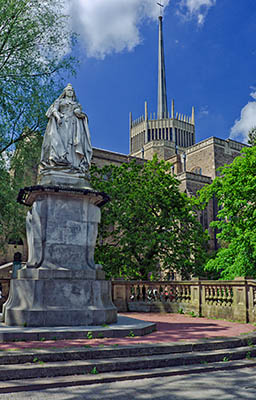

{"left": 66, "top": 0, "right": 256, "bottom": 154}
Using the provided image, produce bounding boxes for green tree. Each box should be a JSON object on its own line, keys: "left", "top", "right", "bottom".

{"left": 0, "top": 0, "right": 77, "bottom": 154}
{"left": 0, "top": 134, "right": 42, "bottom": 251}
{"left": 198, "top": 146, "right": 256, "bottom": 279}
{"left": 248, "top": 127, "right": 256, "bottom": 146}
{"left": 91, "top": 156, "right": 208, "bottom": 280}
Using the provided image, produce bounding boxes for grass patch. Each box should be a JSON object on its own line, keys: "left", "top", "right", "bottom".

{"left": 86, "top": 331, "right": 93, "bottom": 340}
{"left": 90, "top": 366, "right": 99, "bottom": 374}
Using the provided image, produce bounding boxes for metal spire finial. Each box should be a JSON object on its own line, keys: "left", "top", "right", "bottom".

{"left": 157, "top": 4, "right": 168, "bottom": 119}
{"left": 157, "top": 2, "right": 164, "bottom": 17}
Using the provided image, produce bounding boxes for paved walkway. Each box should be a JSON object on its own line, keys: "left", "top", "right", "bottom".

{"left": 0, "top": 313, "right": 255, "bottom": 351}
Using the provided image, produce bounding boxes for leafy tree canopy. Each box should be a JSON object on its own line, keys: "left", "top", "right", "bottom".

{"left": 0, "top": 0, "right": 77, "bottom": 154}
{"left": 198, "top": 146, "right": 256, "bottom": 279}
{"left": 0, "top": 134, "right": 42, "bottom": 251}
{"left": 91, "top": 156, "right": 208, "bottom": 280}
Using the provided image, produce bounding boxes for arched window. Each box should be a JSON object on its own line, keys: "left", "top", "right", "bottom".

{"left": 191, "top": 167, "right": 202, "bottom": 175}
{"left": 8, "top": 237, "right": 23, "bottom": 245}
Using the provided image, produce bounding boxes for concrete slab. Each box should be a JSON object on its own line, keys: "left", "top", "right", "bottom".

{"left": 0, "top": 314, "right": 156, "bottom": 342}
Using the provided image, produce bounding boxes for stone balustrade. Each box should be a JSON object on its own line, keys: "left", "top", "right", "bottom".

{"left": 112, "top": 278, "right": 256, "bottom": 323}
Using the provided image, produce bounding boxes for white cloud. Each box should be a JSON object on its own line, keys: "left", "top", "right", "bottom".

{"left": 230, "top": 90, "right": 256, "bottom": 143}
{"left": 68, "top": 0, "right": 170, "bottom": 59}
{"left": 198, "top": 105, "right": 209, "bottom": 117}
{"left": 179, "top": 0, "right": 216, "bottom": 25}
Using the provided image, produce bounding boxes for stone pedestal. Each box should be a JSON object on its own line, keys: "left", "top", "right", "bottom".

{"left": 3, "top": 186, "right": 117, "bottom": 327}
{"left": 3, "top": 269, "right": 116, "bottom": 327}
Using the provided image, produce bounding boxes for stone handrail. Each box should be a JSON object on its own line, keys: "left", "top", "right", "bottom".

{"left": 112, "top": 278, "right": 256, "bottom": 323}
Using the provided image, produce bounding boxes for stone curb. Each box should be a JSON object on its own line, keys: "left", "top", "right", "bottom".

{"left": 0, "top": 315, "right": 156, "bottom": 342}
{"left": 1, "top": 359, "right": 256, "bottom": 394}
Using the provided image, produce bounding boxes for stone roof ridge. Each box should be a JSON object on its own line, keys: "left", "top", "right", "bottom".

{"left": 92, "top": 147, "right": 129, "bottom": 157}
{"left": 185, "top": 136, "right": 246, "bottom": 155}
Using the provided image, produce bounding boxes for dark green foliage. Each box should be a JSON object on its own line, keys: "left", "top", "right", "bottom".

{"left": 0, "top": 0, "right": 78, "bottom": 254}
{"left": 198, "top": 146, "right": 256, "bottom": 279}
{"left": 0, "top": 0, "right": 77, "bottom": 154}
{"left": 0, "top": 134, "right": 42, "bottom": 250}
{"left": 91, "top": 156, "right": 208, "bottom": 280}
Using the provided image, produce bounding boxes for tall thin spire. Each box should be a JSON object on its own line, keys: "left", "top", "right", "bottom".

{"left": 157, "top": 15, "right": 168, "bottom": 119}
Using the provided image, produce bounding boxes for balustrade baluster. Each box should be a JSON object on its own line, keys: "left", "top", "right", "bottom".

{"left": 144, "top": 284, "right": 149, "bottom": 302}
{"left": 205, "top": 286, "right": 209, "bottom": 303}
{"left": 253, "top": 288, "right": 256, "bottom": 308}
{"left": 222, "top": 286, "right": 228, "bottom": 306}
{"left": 209, "top": 286, "right": 214, "bottom": 305}
{"left": 130, "top": 284, "right": 135, "bottom": 301}
{"left": 217, "top": 286, "right": 222, "bottom": 305}
{"left": 139, "top": 283, "right": 144, "bottom": 301}
{"left": 136, "top": 284, "right": 140, "bottom": 301}
{"left": 142, "top": 284, "right": 146, "bottom": 301}
{"left": 172, "top": 285, "right": 177, "bottom": 302}
{"left": 213, "top": 286, "right": 218, "bottom": 305}
{"left": 227, "top": 286, "right": 233, "bottom": 306}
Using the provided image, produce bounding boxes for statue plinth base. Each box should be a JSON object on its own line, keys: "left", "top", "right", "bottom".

{"left": 3, "top": 185, "right": 116, "bottom": 327}
{"left": 4, "top": 269, "right": 116, "bottom": 327}
{"left": 38, "top": 169, "right": 92, "bottom": 190}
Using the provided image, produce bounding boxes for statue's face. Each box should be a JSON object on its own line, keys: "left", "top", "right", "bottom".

{"left": 65, "top": 88, "right": 74, "bottom": 98}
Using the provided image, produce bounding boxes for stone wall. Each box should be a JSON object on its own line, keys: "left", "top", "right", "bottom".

{"left": 185, "top": 138, "right": 216, "bottom": 178}
{"left": 178, "top": 172, "right": 216, "bottom": 250}
{"left": 184, "top": 137, "right": 247, "bottom": 179}
{"left": 112, "top": 278, "right": 256, "bottom": 323}
{"left": 92, "top": 148, "right": 130, "bottom": 168}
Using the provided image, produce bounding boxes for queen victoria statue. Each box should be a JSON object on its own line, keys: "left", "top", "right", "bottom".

{"left": 3, "top": 84, "right": 117, "bottom": 327}
{"left": 39, "top": 84, "right": 93, "bottom": 188}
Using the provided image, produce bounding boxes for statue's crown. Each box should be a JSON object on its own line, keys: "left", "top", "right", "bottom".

{"left": 65, "top": 83, "right": 73, "bottom": 91}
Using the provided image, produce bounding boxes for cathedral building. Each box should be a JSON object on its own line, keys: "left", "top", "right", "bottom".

{"left": 0, "top": 15, "right": 247, "bottom": 266}
{"left": 93, "top": 14, "right": 247, "bottom": 252}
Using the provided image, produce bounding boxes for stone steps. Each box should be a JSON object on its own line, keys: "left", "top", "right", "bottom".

{"left": 1, "top": 359, "right": 256, "bottom": 394}
{"left": 0, "top": 336, "right": 255, "bottom": 392}
{"left": 1, "top": 345, "right": 256, "bottom": 382}
{"left": 1, "top": 334, "right": 256, "bottom": 365}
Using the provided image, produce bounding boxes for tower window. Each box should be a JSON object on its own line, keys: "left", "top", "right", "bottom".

{"left": 8, "top": 237, "right": 23, "bottom": 245}
{"left": 147, "top": 129, "right": 151, "bottom": 142}
{"left": 191, "top": 166, "right": 202, "bottom": 175}
{"left": 170, "top": 127, "right": 172, "bottom": 141}
{"left": 159, "top": 128, "right": 161, "bottom": 139}
{"left": 165, "top": 128, "right": 168, "bottom": 141}
{"left": 152, "top": 129, "right": 155, "bottom": 140}
{"left": 155, "top": 128, "right": 158, "bottom": 139}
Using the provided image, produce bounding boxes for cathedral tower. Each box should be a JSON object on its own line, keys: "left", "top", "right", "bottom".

{"left": 129, "top": 14, "right": 195, "bottom": 160}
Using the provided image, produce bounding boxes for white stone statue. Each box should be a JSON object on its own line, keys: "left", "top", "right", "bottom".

{"left": 40, "top": 84, "right": 92, "bottom": 174}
